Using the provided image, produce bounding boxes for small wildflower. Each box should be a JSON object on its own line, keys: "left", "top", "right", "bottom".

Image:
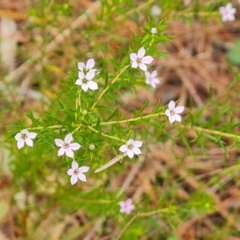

{"left": 78, "top": 58, "right": 97, "bottom": 73}
{"left": 119, "top": 199, "right": 135, "bottom": 214}
{"left": 54, "top": 133, "right": 81, "bottom": 158}
{"left": 151, "top": 27, "right": 158, "bottom": 34}
{"left": 119, "top": 139, "right": 142, "bottom": 159}
{"left": 145, "top": 70, "right": 160, "bottom": 88}
{"left": 67, "top": 161, "right": 89, "bottom": 185}
{"left": 150, "top": 5, "right": 162, "bottom": 17}
{"left": 89, "top": 144, "right": 95, "bottom": 150}
{"left": 75, "top": 71, "right": 98, "bottom": 92}
{"left": 15, "top": 129, "right": 37, "bottom": 149}
{"left": 130, "top": 47, "right": 153, "bottom": 72}
{"left": 165, "top": 100, "right": 185, "bottom": 124}
{"left": 219, "top": 3, "right": 236, "bottom": 22}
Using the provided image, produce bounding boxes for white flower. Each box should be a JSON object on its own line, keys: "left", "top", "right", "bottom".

{"left": 145, "top": 70, "right": 160, "bottom": 88}
{"left": 219, "top": 3, "right": 236, "bottom": 22}
{"left": 75, "top": 71, "right": 98, "bottom": 92}
{"left": 165, "top": 100, "right": 185, "bottom": 124}
{"left": 130, "top": 47, "right": 153, "bottom": 72}
{"left": 15, "top": 129, "right": 37, "bottom": 149}
{"left": 67, "top": 161, "right": 89, "bottom": 185}
{"left": 119, "top": 139, "right": 142, "bottom": 159}
{"left": 150, "top": 5, "right": 162, "bottom": 17}
{"left": 151, "top": 27, "right": 158, "bottom": 34}
{"left": 78, "top": 58, "right": 97, "bottom": 73}
{"left": 54, "top": 133, "right": 81, "bottom": 158}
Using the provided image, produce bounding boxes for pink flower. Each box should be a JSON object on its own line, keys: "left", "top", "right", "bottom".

{"left": 78, "top": 58, "right": 97, "bottom": 73}
{"left": 54, "top": 133, "right": 81, "bottom": 158}
{"left": 119, "top": 139, "right": 142, "bottom": 159}
{"left": 75, "top": 71, "right": 98, "bottom": 92}
{"left": 165, "top": 100, "right": 185, "bottom": 124}
{"left": 219, "top": 3, "right": 236, "bottom": 22}
{"left": 67, "top": 161, "right": 89, "bottom": 185}
{"left": 130, "top": 47, "right": 153, "bottom": 71}
{"left": 15, "top": 129, "right": 37, "bottom": 149}
{"left": 145, "top": 70, "right": 160, "bottom": 88}
{"left": 119, "top": 199, "right": 135, "bottom": 214}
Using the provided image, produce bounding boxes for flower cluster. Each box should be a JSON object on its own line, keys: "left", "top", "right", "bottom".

{"left": 14, "top": 46, "right": 185, "bottom": 187}
{"left": 130, "top": 47, "right": 160, "bottom": 89}
{"left": 75, "top": 58, "right": 98, "bottom": 92}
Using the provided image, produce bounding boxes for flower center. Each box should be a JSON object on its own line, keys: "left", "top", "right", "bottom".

{"left": 21, "top": 133, "right": 27, "bottom": 140}
{"left": 136, "top": 58, "right": 142, "bottom": 64}
{"left": 128, "top": 144, "right": 133, "bottom": 150}
{"left": 83, "top": 78, "right": 88, "bottom": 84}
{"left": 73, "top": 169, "right": 79, "bottom": 175}
{"left": 63, "top": 143, "right": 69, "bottom": 149}
{"left": 170, "top": 110, "right": 175, "bottom": 115}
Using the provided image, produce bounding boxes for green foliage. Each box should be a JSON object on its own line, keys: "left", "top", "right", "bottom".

{"left": 4, "top": 0, "right": 240, "bottom": 239}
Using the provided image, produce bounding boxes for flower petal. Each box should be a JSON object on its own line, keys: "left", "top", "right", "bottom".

{"left": 15, "top": 133, "right": 21, "bottom": 141}
{"left": 70, "top": 175, "right": 78, "bottom": 185}
{"left": 75, "top": 79, "right": 83, "bottom": 86}
{"left": 165, "top": 109, "right": 170, "bottom": 117}
{"left": 145, "top": 71, "right": 151, "bottom": 78}
{"left": 133, "top": 140, "right": 142, "bottom": 148}
{"left": 55, "top": 139, "right": 64, "bottom": 147}
{"left": 86, "top": 71, "right": 95, "bottom": 80}
{"left": 131, "top": 61, "right": 138, "bottom": 68}
{"left": 127, "top": 150, "right": 134, "bottom": 159}
{"left": 66, "top": 148, "right": 74, "bottom": 158}
{"left": 174, "top": 114, "right": 182, "bottom": 123}
{"left": 81, "top": 83, "right": 89, "bottom": 92}
{"left": 78, "top": 71, "right": 85, "bottom": 79}
{"left": 127, "top": 139, "right": 134, "bottom": 145}
{"left": 58, "top": 148, "right": 65, "bottom": 156}
{"left": 78, "top": 62, "right": 84, "bottom": 71}
{"left": 142, "top": 56, "right": 153, "bottom": 64}
{"left": 78, "top": 173, "right": 87, "bottom": 182}
{"left": 138, "top": 47, "right": 145, "bottom": 58}
{"left": 88, "top": 81, "right": 98, "bottom": 90}
{"left": 169, "top": 114, "right": 175, "bottom": 124}
{"left": 119, "top": 145, "right": 128, "bottom": 152}
{"left": 132, "top": 147, "right": 142, "bottom": 155}
{"left": 25, "top": 138, "right": 33, "bottom": 147}
{"left": 69, "top": 143, "right": 81, "bottom": 150}
{"left": 17, "top": 139, "right": 24, "bottom": 149}
{"left": 67, "top": 169, "right": 73, "bottom": 176}
{"left": 152, "top": 70, "right": 157, "bottom": 78}
{"left": 72, "top": 161, "right": 79, "bottom": 169}
{"left": 64, "top": 133, "right": 73, "bottom": 144}
{"left": 86, "top": 58, "right": 95, "bottom": 70}
{"left": 139, "top": 63, "right": 147, "bottom": 71}
{"left": 174, "top": 106, "right": 185, "bottom": 114}
{"left": 130, "top": 53, "right": 137, "bottom": 61}
{"left": 79, "top": 166, "right": 90, "bottom": 173}
{"left": 168, "top": 100, "right": 175, "bottom": 110}
{"left": 28, "top": 132, "right": 37, "bottom": 139}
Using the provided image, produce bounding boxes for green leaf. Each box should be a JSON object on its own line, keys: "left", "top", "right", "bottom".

{"left": 227, "top": 40, "right": 240, "bottom": 65}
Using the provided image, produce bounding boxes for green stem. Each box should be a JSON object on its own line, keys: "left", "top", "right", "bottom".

{"left": 180, "top": 125, "right": 240, "bottom": 141}
{"left": 27, "top": 125, "right": 63, "bottom": 131}
{"left": 116, "top": 207, "right": 174, "bottom": 240}
{"left": 75, "top": 88, "right": 82, "bottom": 121}
{"left": 87, "top": 125, "right": 126, "bottom": 143}
{"left": 93, "top": 112, "right": 166, "bottom": 127}
{"left": 90, "top": 65, "right": 130, "bottom": 110}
